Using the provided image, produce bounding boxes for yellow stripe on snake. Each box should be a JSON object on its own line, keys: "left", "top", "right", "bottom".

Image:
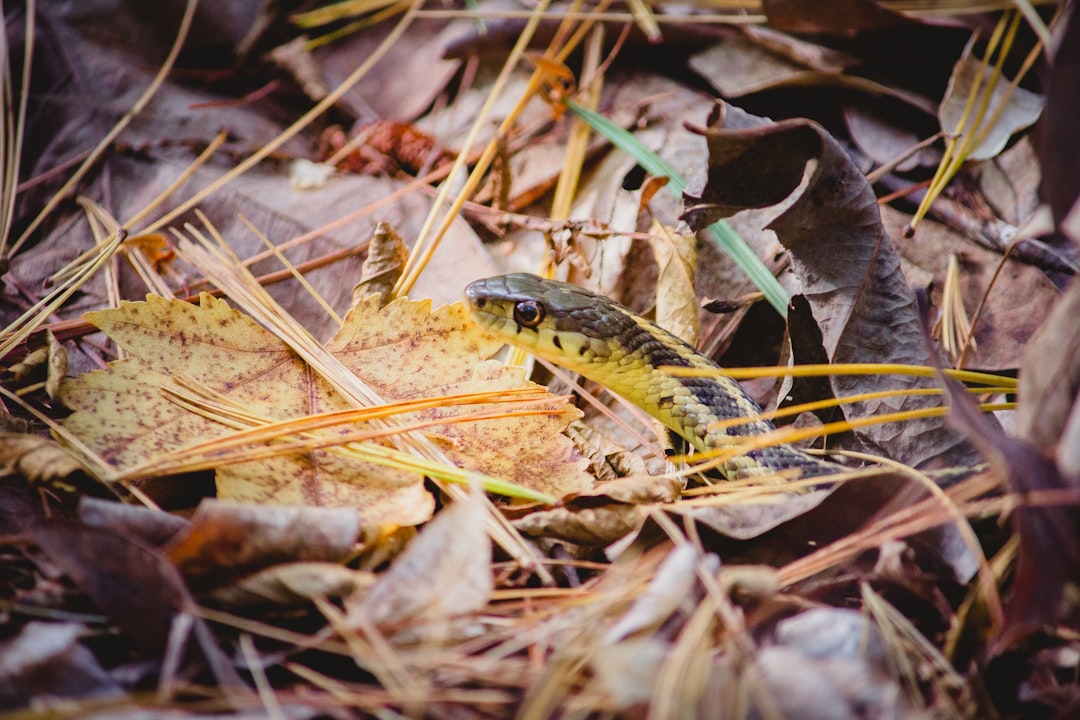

{"left": 465, "top": 273, "right": 840, "bottom": 481}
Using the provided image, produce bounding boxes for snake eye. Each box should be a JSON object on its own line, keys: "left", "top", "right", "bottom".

{"left": 513, "top": 300, "right": 545, "bottom": 328}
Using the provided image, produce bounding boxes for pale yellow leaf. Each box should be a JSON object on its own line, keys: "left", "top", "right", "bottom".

{"left": 60, "top": 293, "right": 589, "bottom": 528}
{"left": 650, "top": 221, "right": 699, "bottom": 346}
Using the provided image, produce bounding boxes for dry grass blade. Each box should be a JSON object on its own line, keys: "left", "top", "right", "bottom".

{"left": 862, "top": 584, "right": 972, "bottom": 716}
{"left": 0, "top": 0, "right": 33, "bottom": 258}
{"left": 0, "top": 231, "right": 124, "bottom": 359}
{"left": 114, "top": 380, "right": 560, "bottom": 503}
{"left": 671, "top": 401, "right": 1012, "bottom": 478}
{"left": 663, "top": 362, "right": 1016, "bottom": 389}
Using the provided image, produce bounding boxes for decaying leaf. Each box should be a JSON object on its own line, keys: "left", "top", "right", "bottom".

{"left": 165, "top": 500, "right": 362, "bottom": 593}
{"left": 326, "top": 295, "right": 590, "bottom": 499}
{"left": 1039, "top": 6, "right": 1080, "bottom": 227}
{"left": 59, "top": 293, "right": 589, "bottom": 528}
{"left": 1015, "top": 276, "right": 1080, "bottom": 463}
{"left": 565, "top": 421, "right": 648, "bottom": 483}
{"left": 763, "top": 0, "right": 913, "bottom": 33}
{"left": 79, "top": 496, "right": 190, "bottom": 547}
{"left": 937, "top": 276, "right": 1080, "bottom": 639}
{"left": 683, "top": 102, "right": 982, "bottom": 470}
{"left": 0, "top": 433, "right": 86, "bottom": 486}
{"left": 939, "top": 39, "right": 1044, "bottom": 162}
{"left": 207, "top": 562, "right": 371, "bottom": 610}
{"left": 29, "top": 523, "right": 190, "bottom": 654}
{"left": 349, "top": 490, "right": 492, "bottom": 629}
{"left": 650, "top": 222, "right": 700, "bottom": 346}
{"left": 750, "top": 609, "right": 919, "bottom": 719}
{"left": 0, "top": 622, "right": 123, "bottom": 710}
{"left": 1, "top": 331, "right": 67, "bottom": 398}
{"left": 592, "top": 638, "right": 670, "bottom": 708}
{"left": 351, "top": 222, "right": 409, "bottom": 305}
{"left": 512, "top": 474, "right": 682, "bottom": 546}
{"left": 603, "top": 543, "right": 705, "bottom": 643}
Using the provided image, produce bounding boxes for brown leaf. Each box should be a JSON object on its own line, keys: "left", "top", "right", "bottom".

{"left": 763, "top": 0, "right": 914, "bottom": 33}
{"left": 0, "top": 622, "right": 123, "bottom": 710}
{"left": 79, "top": 496, "right": 190, "bottom": 548}
{"left": 1016, "top": 228, "right": 1080, "bottom": 461}
{"left": 350, "top": 490, "right": 492, "bottom": 628}
{"left": 30, "top": 522, "right": 189, "bottom": 653}
{"left": 207, "top": 561, "right": 371, "bottom": 610}
{"left": 512, "top": 475, "right": 682, "bottom": 546}
{"left": 604, "top": 544, "right": 704, "bottom": 643}
{"left": 165, "top": 499, "right": 361, "bottom": 593}
{"left": 683, "top": 102, "right": 982, "bottom": 470}
{"left": 749, "top": 607, "right": 916, "bottom": 719}
{"left": 1040, "top": 6, "right": 1080, "bottom": 227}
{"left": 0, "top": 433, "right": 86, "bottom": 487}
{"left": 939, "top": 38, "right": 1043, "bottom": 161}
{"left": 844, "top": 103, "right": 937, "bottom": 172}
{"left": 650, "top": 222, "right": 700, "bottom": 346}
{"left": 326, "top": 295, "right": 589, "bottom": 499}
{"left": 929, "top": 312, "right": 1080, "bottom": 639}
{"left": 881, "top": 204, "right": 1058, "bottom": 371}
{"left": 351, "top": 222, "right": 408, "bottom": 306}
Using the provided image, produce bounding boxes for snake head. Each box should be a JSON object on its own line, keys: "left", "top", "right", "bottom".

{"left": 464, "top": 273, "right": 622, "bottom": 364}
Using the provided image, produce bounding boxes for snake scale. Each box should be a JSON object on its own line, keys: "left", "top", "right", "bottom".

{"left": 465, "top": 273, "right": 840, "bottom": 481}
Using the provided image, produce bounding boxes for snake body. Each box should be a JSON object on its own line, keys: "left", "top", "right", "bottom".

{"left": 465, "top": 273, "right": 839, "bottom": 481}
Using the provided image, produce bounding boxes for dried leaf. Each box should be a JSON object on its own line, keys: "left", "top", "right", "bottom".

{"left": 565, "top": 421, "right": 648, "bottom": 483}
{"left": 604, "top": 544, "right": 703, "bottom": 643}
{"left": 326, "top": 295, "right": 589, "bottom": 499}
{"left": 1039, "top": 6, "right": 1080, "bottom": 226}
{"left": 512, "top": 475, "right": 682, "bottom": 546}
{"left": 207, "top": 562, "right": 370, "bottom": 610}
{"left": 60, "top": 293, "right": 588, "bottom": 527}
{"left": 650, "top": 222, "right": 699, "bottom": 346}
{"left": 350, "top": 490, "right": 492, "bottom": 627}
{"left": 844, "top": 103, "right": 937, "bottom": 172}
{"left": 689, "top": 35, "right": 830, "bottom": 99}
{"left": 931, "top": 322, "right": 1080, "bottom": 638}
{"left": 881, "top": 204, "right": 1058, "bottom": 371}
{"left": 0, "top": 622, "right": 123, "bottom": 710}
{"left": 351, "top": 222, "right": 408, "bottom": 305}
{"left": 673, "top": 489, "right": 834, "bottom": 542}
{"left": 165, "top": 500, "right": 361, "bottom": 593}
{"left": 1016, "top": 276, "right": 1080, "bottom": 459}
{"left": 939, "top": 40, "right": 1044, "bottom": 162}
{"left": 753, "top": 644, "right": 909, "bottom": 718}
{"left": 0, "top": 433, "right": 86, "bottom": 486}
{"left": 316, "top": 19, "right": 461, "bottom": 123}
{"left": 44, "top": 331, "right": 67, "bottom": 399}
{"left": 79, "top": 496, "right": 190, "bottom": 547}
{"left": 592, "top": 638, "right": 669, "bottom": 708}
{"left": 30, "top": 523, "right": 189, "bottom": 653}
{"left": 683, "top": 102, "right": 982, "bottom": 470}
{"left": 763, "top": 0, "right": 913, "bottom": 33}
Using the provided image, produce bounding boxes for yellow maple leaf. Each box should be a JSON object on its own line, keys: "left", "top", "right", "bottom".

{"left": 60, "top": 293, "right": 590, "bottom": 527}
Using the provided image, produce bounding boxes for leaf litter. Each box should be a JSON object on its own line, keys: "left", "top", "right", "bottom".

{"left": 2, "top": 2, "right": 1078, "bottom": 718}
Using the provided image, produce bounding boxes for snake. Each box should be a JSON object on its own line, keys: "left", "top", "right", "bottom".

{"left": 465, "top": 273, "right": 840, "bottom": 481}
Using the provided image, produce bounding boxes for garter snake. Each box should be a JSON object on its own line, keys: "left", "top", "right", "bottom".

{"left": 465, "top": 273, "right": 839, "bottom": 481}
